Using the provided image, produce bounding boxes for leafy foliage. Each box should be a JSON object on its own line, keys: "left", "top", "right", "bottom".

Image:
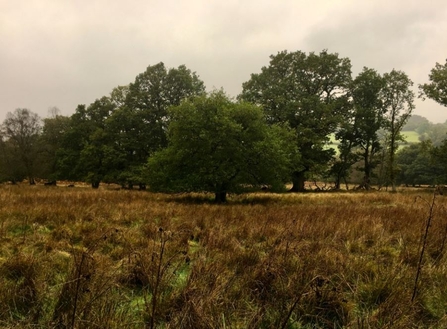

{"left": 39, "top": 112, "right": 71, "bottom": 181}
{"left": 2, "top": 53, "right": 447, "bottom": 190}
{"left": 430, "top": 139, "right": 447, "bottom": 183}
{"left": 57, "top": 98, "right": 117, "bottom": 187}
{"left": 0, "top": 109, "right": 42, "bottom": 184}
{"left": 240, "top": 50, "right": 352, "bottom": 191}
{"left": 55, "top": 63, "right": 205, "bottom": 188}
{"left": 0, "top": 137, "right": 24, "bottom": 183}
{"left": 418, "top": 122, "right": 447, "bottom": 146}
{"left": 107, "top": 63, "right": 205, "bottom": 187}
{"left": 381, "top": 70, "right": 415, "bottom": 191}
{"left": 147, "top": 91, "right": 296, "bottom": 202}
{"left": 396, "top": 141, "right": 443, "bottom": 186}
{"left": 420, "top": 59, "right": 447, "bottom": 107}
{"left": 334, "top": 68, "right": 386, "bottom": 189}
{"left": 125, "top": 63, "right": 205, "bottom": 154}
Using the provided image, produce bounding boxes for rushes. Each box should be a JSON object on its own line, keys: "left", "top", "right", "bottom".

{"left": 0, "top": 185, "right": 446, "bottom": 328}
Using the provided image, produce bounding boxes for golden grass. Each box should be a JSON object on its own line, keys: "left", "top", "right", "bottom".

{"left": 0, "top": 185, "right": 446, "bottom": 328}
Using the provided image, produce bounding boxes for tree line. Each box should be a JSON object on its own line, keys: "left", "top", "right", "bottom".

{"left": 1, "top": 51, "right": 446, "bottom": 200}
{"left": 396, "top": 115, "right": 447, "bottom": 187}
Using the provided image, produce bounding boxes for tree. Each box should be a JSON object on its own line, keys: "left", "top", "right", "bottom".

{"left": 239, "top": 50, "right": 352, "bottom": 191}
{"left": 57, "top": 98, "right": 117, "bottom": 188}
{"left": 1, "top": 109, "right": 42, "bottom": 184}
{"left": 337, "top": 68, "right": 386, "bottom": 189}
{"left": 109, "top": 85, "right": 129, "bottom": 108}
{"left": 147, "top": 91, "right": 296, "bottom": 202}
{"left": 77, "top": 97, "right": 118, "bottom": 188}
{"left": 402, "top": 114, "right": 430, "bottom": 133}
{"left": 105, "top": 104, "right": 145, "bottom": 188}
{"left": 56, "top": 105, "right": 89, "bottom": 182}
{"left": 396, "top": 141, "right": 443, "bottom": 186}
{"left": 0, "top": 133, "right": 25, "bottom": 183}
{"left": 431, "top": 139, "right": 447, "bottom": 184}
{"left": 420, "top": 59, "right": 447, "bottom": 107}
{"left": 125, "top": 63, "right": 205, "bottom": 154}
{"left": 331, "top": 129, "right": 358, "bottom": 190}
{"left": 55, "top": 63, "right": 205, "bottom": 188}
{"left": 39, "top": 111, "right": 71, "bottom": 181}
{"left": 418, "top": 122, "right": 447, "bottom": 146}
{"left": 108, "top": 63, "right": 206, "bottom": 188}
{"left": 382, "top": 70, "right": 415, "bottom": 191}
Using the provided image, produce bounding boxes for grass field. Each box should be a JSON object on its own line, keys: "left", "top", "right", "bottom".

{"left": 0, "top": 185, "right": 446, "bottom": 328}
{"left": 327, "top": 131, "right": 421, "bottom": 151}
{"left": 401, "top": 131, "right": 421, "bottom": 144}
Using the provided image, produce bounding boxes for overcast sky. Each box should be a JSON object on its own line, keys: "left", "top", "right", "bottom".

{"left": 1, "top": 0, "right": 447, "bottom": 124}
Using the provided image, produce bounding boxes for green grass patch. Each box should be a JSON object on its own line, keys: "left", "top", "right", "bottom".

{"left": 401, "top": 131, "right": 420, "bottom": 144}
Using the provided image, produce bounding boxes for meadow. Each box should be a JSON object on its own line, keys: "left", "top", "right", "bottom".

{"left": 0, "top": 184, "right": 446, "bottom": 328}
{"left": 327, "top": 131, "right": 421, "bottom": 151}
{"left": 401, "top": 131, "right": 421, "bottom": 144}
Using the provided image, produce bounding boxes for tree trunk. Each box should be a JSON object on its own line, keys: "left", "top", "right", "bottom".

{"left": 344, "top": 177, "right": 349, "bottom": 190}
{"left": 391, "top": 182, "right": 397, "bottom": 192}
{"left": 334, "top": 179, "right": 340, "bottom": 190}
{"left": 362, "top": 148, "right": 372, "bottom": 190}
{"left": 290, "top": 170, "right": 307, "bottom": 192}
{"left": 334, "top": 166, "right": 344, "bottom": 190}
{"left": 363, "top": 165, "right": 372, "bottom": 190}
{"left": 214, "top": 191, "right": 227, "bottom": 203}
{"left": 29, "top": 177, "right": 36, "bottom": 185}
{"left": 92, "top": 181, "right": 100, "bottom": 189}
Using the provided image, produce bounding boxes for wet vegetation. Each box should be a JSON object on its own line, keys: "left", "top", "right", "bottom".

{"left": 1, "top": 185, "right": 447, "bottom": 328}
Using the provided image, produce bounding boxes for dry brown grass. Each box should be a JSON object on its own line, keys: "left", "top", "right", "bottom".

{"left": 0, "top": 185, "right": 446, "bottom": 328}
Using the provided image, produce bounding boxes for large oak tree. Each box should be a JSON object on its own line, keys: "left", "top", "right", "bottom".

{"left": 109, "top": 63, "right": 206, "bottom": 188}
{"left": 147, "top": 91, "right": 296, "bottom": 202}
{"left": 239, "top": 50, "right": 352, "bottom": 191}
{"left": 56, "top": 63, "right": 205, "bottom": 188}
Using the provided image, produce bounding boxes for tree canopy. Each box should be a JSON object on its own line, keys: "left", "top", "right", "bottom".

{"left": 382, "top": 70, "right": 415, "bottom": 191}
{"left": 108, "top": 63, "right": 206, "bottom": 188}
{"left": 420, "top": 59, "right": 447, "bottom": 107}
{"left": 1, "top": 108, "right": 42, "bottom": 184}
{"left": 2, "top": 52, "right": 447, "bottom": 192}
{"left": 334, "top": 67, "right": 386, "bottom": 189}
{"left": 239, "top": 50, "right": 352, "bottom": 191}
{"left": 396, "top": 141, "right": 443, "bottom": 187}
{"left": 55, "top": 62, "right": 205, "bottom": 188}
{"left": 147, "top": 91, "right": 296, "bottom": 202}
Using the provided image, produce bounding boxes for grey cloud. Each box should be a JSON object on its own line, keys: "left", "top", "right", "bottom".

{"left": 304, "top": 1, "right": 447, "bottom": 122}
{"left": 1, "top": 0, "right": 447, "bottom": 123}
{"left": 305, "top": 2, "right": 447, "bottom": 75}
